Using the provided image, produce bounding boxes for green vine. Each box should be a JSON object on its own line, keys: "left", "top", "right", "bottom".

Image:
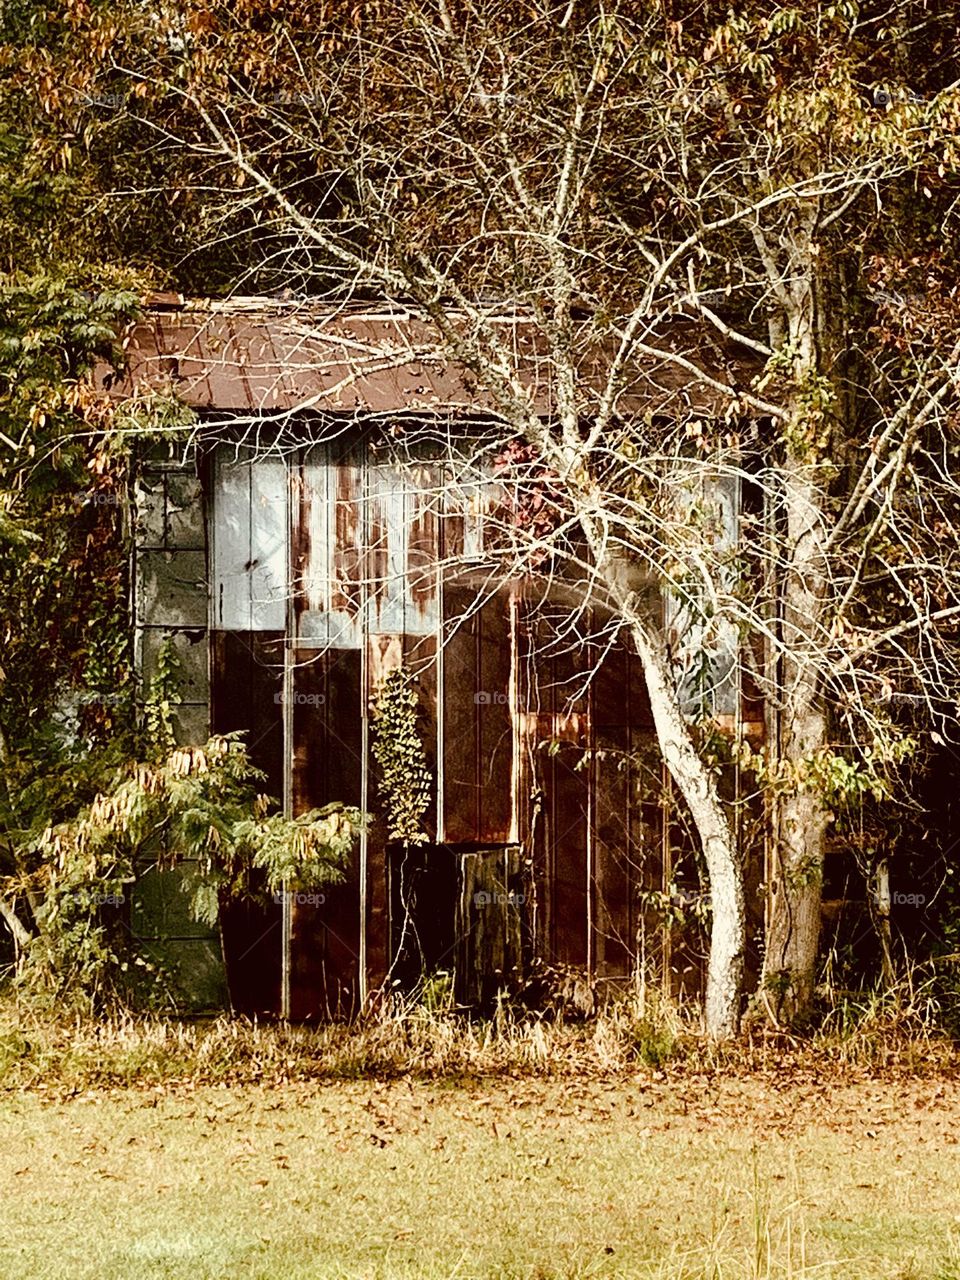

{"left": 730, "top": 733, "right": 918, "bottom": 807}
{"left": 370, "top": 669, "right": 431, "bottom": 848}
{"left": 143, "top": 636, "right": 183, "bottom": 758}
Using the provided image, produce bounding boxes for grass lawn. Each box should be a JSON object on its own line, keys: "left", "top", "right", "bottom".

{"left": 2, "top": 1072, "right": 960, "bottom": 1279}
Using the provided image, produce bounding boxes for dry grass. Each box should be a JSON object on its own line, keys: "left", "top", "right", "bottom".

{"left": 0, "top": 978, "right": 957, "bottom": 1094}
{"left": 3, "top": 981, "right": 960, "bottom": 1277}
{"left": 4, "top": 1073, "right": 960, "bottom": 1278}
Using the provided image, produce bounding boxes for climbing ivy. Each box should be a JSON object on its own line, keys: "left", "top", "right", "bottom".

{"left": 370, "top": 669, "right": 432, "bottom": 848}
{"left": 143, "top": 636, "right": 184, "bottom": 759}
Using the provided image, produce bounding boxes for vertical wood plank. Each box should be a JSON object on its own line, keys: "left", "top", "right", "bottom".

{"left": 249, "top": 458, "right": 287, "bottom": 631}
{"left": 288, "top": 647, "right": 364, "bottom": 1020}
{"left": 210, "top": 630, "right": 285, "bottom": 1016}
{"left": 211, "top": 450, "right": 287, "bottom": 632}
{"left": 440, "top": 583, "right": 480, "bottom": 844}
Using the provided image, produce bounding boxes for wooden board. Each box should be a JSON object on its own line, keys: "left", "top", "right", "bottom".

{"left": 289, "top": 647, "right": 364, "bottom": 1020}
{"left": 210, "top": 630, "right": 285, "bottom": 1016}
{"left": 440, "top": 585, "right": 515, "bottom": 845}
{"left": 455, "top": 846, "right": 528, "bottom": 1007}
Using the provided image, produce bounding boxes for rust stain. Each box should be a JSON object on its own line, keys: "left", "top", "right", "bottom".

{"left": 441, "top": 511, "right": 465, "bottom": 563}
{"left": 367, "top": 634, "right": 403, "bottom": 689}
{"left": 367, "top": 490, "right": 388, "bottom": 626}
{"left": 101, "top": 304, "right": 758, "bottom": 417}
{"left": 518, "top": 710, "right": 589, "bottom": 744}
{"left": 332, "top": 465, "right": 362, "bottom": 618}
{"left": 292, "top": 465, "right": 309, "bottom": 623}
{"left": 406, "top": 473, "right": 439, "bottom": 617}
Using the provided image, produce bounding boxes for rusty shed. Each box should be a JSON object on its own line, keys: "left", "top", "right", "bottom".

{"left": 119, "top": 298, "right": 765, "bottom": 1017}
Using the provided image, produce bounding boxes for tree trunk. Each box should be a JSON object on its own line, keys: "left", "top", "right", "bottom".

{"left": 591, "top": 538, "right": 746, "bottom": 1038}
{"left": 764, "top": 712, "right": 828, "bottom": 1022}
{"left": 869, "top": 858, "right": 896, "bottom": 990}
{"left": 752, "top": 251, "right": 834, "bottom": 1025}
{"left": 630, "top": 618, "right": 745, "bottom": 1038}
{"left": 0, "top": 895, "right": 32, "bottom": 959}
{"left": 762, "top": 446, "right": 830, "bottom": 1024}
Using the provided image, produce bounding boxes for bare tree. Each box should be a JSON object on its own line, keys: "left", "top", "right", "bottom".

{"left": 95, "top": 0, "right": 960, "bottom": 1030}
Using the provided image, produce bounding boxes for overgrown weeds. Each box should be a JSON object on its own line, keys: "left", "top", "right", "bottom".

{"left": 1, "top": 968, "right": 957, "bottom": 1092}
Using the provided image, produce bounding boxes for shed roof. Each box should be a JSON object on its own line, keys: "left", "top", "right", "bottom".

{"left": 106, "top": 294, "right": 755, "bottom": 418}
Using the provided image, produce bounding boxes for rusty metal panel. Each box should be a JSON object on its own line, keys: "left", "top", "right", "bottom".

{"left": 367, "top": 462, "right": 440, "bottom": 637}
{"left": 217, "top": 317, "right": 289, "bottom": 410}
{"left": 543, "top": 739, "right": 590, "bottom": 969}
{"left": 477, "top": 591, "right": 515, "bottom": 843}
{"left": 210, "top": 452, "right": 248, "bottom": 630}
{"left": 294, "top": 444, "right": 364, "bottom": 649}
{"left": 290, "top": 648, "right": 364, "bottom": 812}
{"left": 152, "top": 315, "right": 212, "bottom": 404}
{"left": 519, "top": 626, "right": 663, "bottom": 981}
{"left": 591, "top": 642, "right": 633, "bottom": 978}
{"left": 591, "top": 642, "right": 657, "bottom": 979}
{"left": 441, "top": 586, "right": 480, "bottom": 844}
{"left": 440, "top": 584, "right": 516, "bottom": 847}
{"left": 592, "top": 727, "right": 634, "bottom": 978}
{"left": 210, "top": 631, "right": 285, "bottom": 795}
{"left": 250, "top": 460, "right": 288, "bottom": 629}
{"left": 366, "top": 461, "right": 408, "bottom": 635}
{"left": 109, "top": 304, "right": 759, "bottom": 419}
{"left": 405, "top": 464, "right": 441, "bottom": 633}
{"left": 441, "top": 470, "right": 500, "bottom": 563}
{"left": 517, "top": 615, "right": 592, "bottom": 971}
{"left": 293, "top": 451, "right": 440, "bottom": 648}
{"left": 210, "top": 450, "right": 287, "bottom": 631}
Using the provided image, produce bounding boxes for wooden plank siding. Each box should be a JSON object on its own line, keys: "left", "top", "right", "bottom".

{"left": 202, "top": 438, "right": 747, "bottom": 1017}
{"left": 209, "top": 630, "right": 285, "bottom": 1017}
{"left": 288, "top": 648, "right": 365, "bottom": 1019}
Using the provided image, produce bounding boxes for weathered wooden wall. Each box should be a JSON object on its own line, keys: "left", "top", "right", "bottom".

{"left": 134, "top": 435, "right": 760, "bottom": 1016}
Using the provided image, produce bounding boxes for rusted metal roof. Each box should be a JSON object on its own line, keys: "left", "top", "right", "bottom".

{"left": 106, "top": 295, "right": 755, "bottom": 418}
